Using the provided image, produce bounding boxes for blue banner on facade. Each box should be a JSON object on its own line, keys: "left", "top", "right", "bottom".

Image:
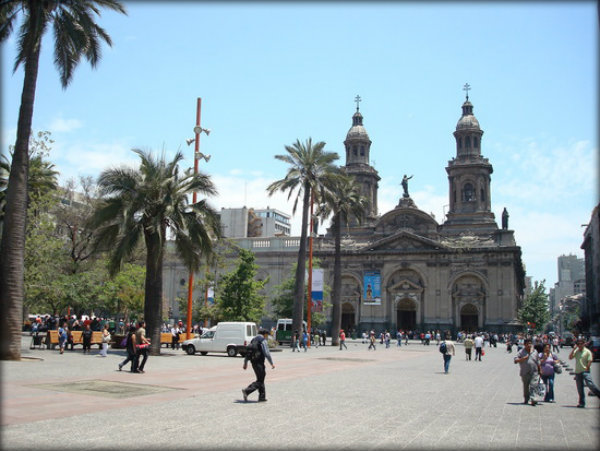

{"left": 363, "top": 270, "right": 381, "bottom": 305}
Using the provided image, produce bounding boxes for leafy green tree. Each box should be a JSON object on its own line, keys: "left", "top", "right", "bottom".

{"left": 267, "top": 138, "right": 339, "bottom": 338}
{"left": 518, "top": 280, "right": 551, "bottom": 334}
{"left": 0, "top": 0, "right": 127, "bottom": 360}
{"left": 320, "top": 172, "right": 367, "bottom": 345}
{"left": 99, "top": 263, "right": 146, "bottom": 323}
{"left": 216, "top": 248, "right": 267, "bottom": 323}
{"left": 270, "top": 260, "right": 331, "bottom": 328}
{"left": 24, "top": 204, "right": 64, "bottom": 316}
{"left": 1, "top": 131, "right": 59, "bottom": 224}
{"left": 270, "top": 273, "right": 295, "bottom": 319}
{"left": 91, "top": 149, "right": 221, "bottom": 355}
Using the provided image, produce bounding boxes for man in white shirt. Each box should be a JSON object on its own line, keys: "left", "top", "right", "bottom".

{"left": 474, "top": 334, "right": 484, "bottom": 361}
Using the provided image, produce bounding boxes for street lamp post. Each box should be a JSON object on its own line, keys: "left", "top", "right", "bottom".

{"left": 185, "top": 98, "right": 210, "bottom": 341}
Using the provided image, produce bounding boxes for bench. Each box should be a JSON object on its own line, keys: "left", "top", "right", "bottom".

{"left": 45, "top": 330, "right": 104, "bottom": 350}
{"left": 160, "top": 332, "right": 197, "bottom": 348}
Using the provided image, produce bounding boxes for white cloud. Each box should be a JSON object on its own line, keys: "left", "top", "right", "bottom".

{"left": 494, "top": 138, "right": 597, "bottom": 204}
{"left": 48, "top": 117, "right": 83, "bottom": 133}
{"left": 52, "top": 140, "right": 138, "bottom": 186}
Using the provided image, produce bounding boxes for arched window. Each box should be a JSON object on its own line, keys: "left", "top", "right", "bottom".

{"left": 462, "top": 183, "right": 475, "bottom": 202}
{"left": 466, "top": 136, "right": 471, "bottom": 148}
{"left": 480, "top": 188, "right": 486, "bottom": 202}
{"left": 360, "top": 146, "right": 365, "bottom": 156}
{"left": 473, "top": 137, "right": 478, "bottom": 148}
{"left": 353, "top": 146, "right": 358, "bottom": 156}
{"left": 458, "top": 137, "right": 462, "bottom": 149}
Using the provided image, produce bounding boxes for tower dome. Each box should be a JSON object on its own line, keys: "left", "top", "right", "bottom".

{"left": 456, "top": 100, "right": 481, "bottom": 131}
{"left": 346, "top": 110, "right": 370, "bottom": 140}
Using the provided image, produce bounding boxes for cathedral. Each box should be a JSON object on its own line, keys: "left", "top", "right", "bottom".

{"left": 165, "top": 90, "right": 526, "bottom": 335}
{"left": 313, "top": 91, "right": 526, "bottom": 334}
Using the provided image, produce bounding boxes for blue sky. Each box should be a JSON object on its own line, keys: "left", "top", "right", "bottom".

{"left": 2, "top": 1, "right": 598, "bottom": 290}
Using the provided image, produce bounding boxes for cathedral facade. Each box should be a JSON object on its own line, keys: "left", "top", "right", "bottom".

{"left": 312, "top": 93, "right": 525, "bottom": 334}
{"left": 164, "top": 93, "right": 526, "bottom": 335}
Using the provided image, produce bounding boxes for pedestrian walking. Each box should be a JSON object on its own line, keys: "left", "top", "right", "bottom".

{"left": 339, "top": 329, "right": 348, "bottom": 350}
{"left": 292, "top": 330, "right": 300, "bottom": 352}
{"left": 58, "top": 324, "right": 68, "bottom": 354}
{"left": 118, "top": 326, "right": 138, "bottom": 372}
{"left": 463, "top": 335, "right": 474, "bottom": 361}
{"left": 440, "top": 335, "right": 455, "bottom": 374}
{"left": 135, "top": 321, "right": 151, "bottom": 373}
{"left": 514, "top": 338, "right": 542, "bottom": 406}
{"left": 368, "top": 331, "right": 376, "bottom": 350}
{"left": 474, "top": 334, "right": 484, "bottom": 361}
{"left": 568, "top": 337, "right": 600, "bottom": 408}
{"left": 396, "top": 330, "right": 402, "bottom": 347}
{"left": 242, "top": 329, "right": 275, "bottom": 403}
{"left": 98, "top": 323, "right": 111, "bottom": 357}
{"left": 552, "top": 336, "right": 560, "bottom": 354}
{"left": 539, "top": 344, "right": 558, "bottom": 402}
{"left": 301, "top": 330, "right": 308, "bottom": 352}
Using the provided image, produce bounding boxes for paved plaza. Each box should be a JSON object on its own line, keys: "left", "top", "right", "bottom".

{"left": 2, "top": 334, "right": 599, "bottom": 450}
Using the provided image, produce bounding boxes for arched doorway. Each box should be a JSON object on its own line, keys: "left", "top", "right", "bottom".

{"left": 460, "top": 303, "right": 479, "bottom": 332}
{"left": 396, "top": 298, "right": 417, "bottom": 330}
{"left": 341, "top": 302, "right": 355, "bottom": 334}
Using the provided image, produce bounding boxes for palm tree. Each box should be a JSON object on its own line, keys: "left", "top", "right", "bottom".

{"left": 321, "top": 172, "right": 367, "bottom": 346}
{"left": 91, "top": 149, "right": 221, "bottom": 355}
{"left": 0, "top": 0, "right": 127, "bottom": 360}
{"left": 267, "top": 138, "right": 339, "bottom": 337}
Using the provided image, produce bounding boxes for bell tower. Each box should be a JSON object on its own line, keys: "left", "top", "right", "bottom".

{"left": 343, "top": 95, "right": 380, "bottom": 222}
{"left": 444, "top": 84, "right": 497, "bottom": 232}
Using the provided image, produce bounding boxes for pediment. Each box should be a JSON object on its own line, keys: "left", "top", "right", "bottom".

{"left": 389, "top": 278, "right": 422, "bottom": 292}
{"left": 375, "top": 207, "right": 439, "bottom": 236}
{"left": 363, "top": 230, "right": 447, "bottom": 251}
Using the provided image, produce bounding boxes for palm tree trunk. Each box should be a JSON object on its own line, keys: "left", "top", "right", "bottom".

{"left": 331, "top": 212, "right": 342, "bottom": 346}
{"left": 293, "top": 185, "right": 311, "bottom": 336}
{"left": 0, "top": 10, "right": 42, "bottom": 360}
{"left": 144, "top": 232, "right": 164, "bottom": 356}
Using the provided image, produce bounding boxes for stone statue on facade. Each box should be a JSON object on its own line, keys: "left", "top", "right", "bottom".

{"left": 401, "top": 174, "right": 413, "bottom": 198}
{"left": 502, "top": 207, "right": 509, "bottom": 230}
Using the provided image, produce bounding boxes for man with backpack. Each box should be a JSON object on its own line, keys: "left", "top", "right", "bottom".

{"left": 439, "top": 335, "right": 456, "bottom": 374}
{"left": 242, "top": 329, "right": 275, "bottom": 403}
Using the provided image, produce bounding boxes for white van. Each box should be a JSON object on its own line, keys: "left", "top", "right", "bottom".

{"left": 181, "top": 322, "right": 257, "bottom": 357}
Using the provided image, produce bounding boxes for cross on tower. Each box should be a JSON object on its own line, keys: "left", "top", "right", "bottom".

{"left": 463, "top": 83, "right": 471, "bottom": 100}
{"left": 355, "top": 94, "right": 362, "bottom": 111}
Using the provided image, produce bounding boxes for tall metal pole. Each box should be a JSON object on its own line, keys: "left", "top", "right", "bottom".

{"left": 307, "top": 191, "right": 313, "bottom": 347}
{"left": 186, "top": 98, "right": 202, "bottom": 341}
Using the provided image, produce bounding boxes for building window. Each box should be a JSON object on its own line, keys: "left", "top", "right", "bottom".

{"left": 466, "top": 136, "right": 471, "bottom": 148}
{"left": 360, "top": 146, "right": 365, "bottom": 156}
{"left": 462, "top": 183, "right": 475, "bottom": 202}
{"left": 353, "top": 146, "right": 357, "bottom": 156}
{"left": 480, "top": 188, "right": 485, "bottom": 202}
{"left": 474, "top": 137, "right": 478, "bottom": 148}
{"left": 458, "top": 137, "right": 462, "bottom": 149}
